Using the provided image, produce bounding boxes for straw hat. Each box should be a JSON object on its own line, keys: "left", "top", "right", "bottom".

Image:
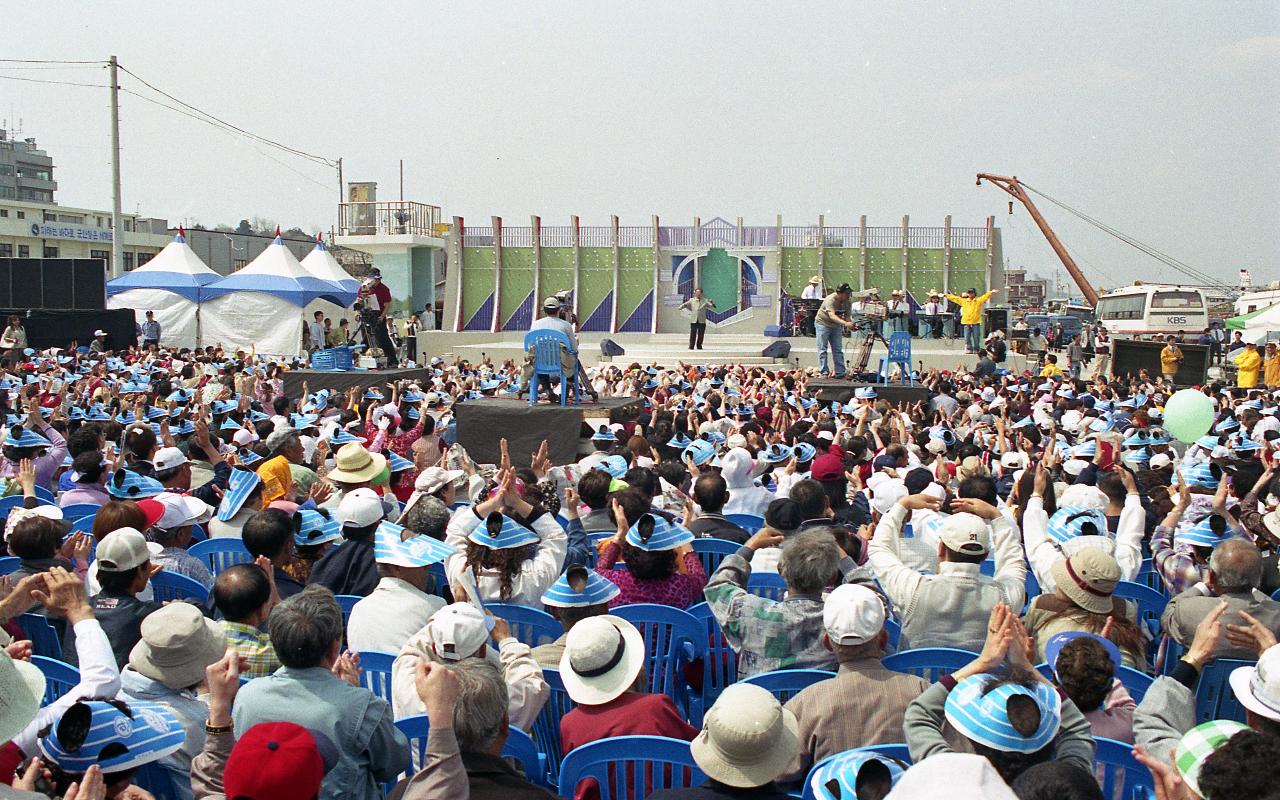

{"left": 808, "top": 275, "right": 821, "bottom": 285}
{"left": 690, "top": 683, "right": 800, "bottom": 788}
{"left": 559, "top": 615, "right": 645, "bottom": 705}
{"left": 326, "top": 443, "right": 387, "bottom": 484}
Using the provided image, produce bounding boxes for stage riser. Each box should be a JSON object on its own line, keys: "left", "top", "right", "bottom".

{"left": 456, "top": 397, "right": 644, "bottom": 466}
{"left": 810, "top": 381, "right": 931, "bottom": 407}
{"left": 283, "top": 368, "right": 434, "bottom": 398}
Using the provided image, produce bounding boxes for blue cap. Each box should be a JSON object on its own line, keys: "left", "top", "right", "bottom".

{"left": 107, "top": 468, "right": 165, "bottom": 500}
{"left": 294, "top": 509, "right": 342, "bottom": 547}
{"left": 85, "top": 406, "right": 112, "bottom": 422}
{"left": 591, "top": 425, "right": 617, "bottom": 443}
{"left": 666, "top": 433, "right": 693, "bottom": 449}
{"left": 406, "top": 407, "right": 421, "bottom": 421}
{"left": 703, "top": 431, "right": 726, "bottom": 445}
{"left": 363, "top": 388, "right": 385, "bottom": 400}
{"left": 944, "top": 674, "right": 1061, "bottom": 753}
{"left": 238, "top": 449, "right": 264, "bottom": 467}
{"left": 1232, "top": 435, "right": 1263, "bottom": 453}
{"left": 625, "top": 513, "right": 694, "bottom": 552}
{"left": 68, "top": 407, "right": 87, "bottom": 422}
{"left": 1071, "top": 441, "right": 1097, "bottom": 459}
{"left": 171, "top": 420, "right": 196, "bottom": 436}
{"left": 853, "top": 387, "right": 877, "bottom": 400}
{"left": 805, "top": 750, "right": 906, "bottom": 800}
{"left": 38, "top": 700, "right": 185, "bottom": 774}
{"left": 683, "top": 439, "right": 716, "bottom": 466}
{"left": 387, "top": 451, "right": 414, "bottom": 473}
{"left": 593, "top": 455, "right": 629, "bottom": 479}
{"left": 1046, "top": 507, "right": 1109, "bottom": 544}
{"left": 289, "top": 413, "right": 319, "bottom": 429}
{"left": 374, "top": 521, "right": 454, "bottom": 566}
{"left": 760, "top": 443, "right": 794, "bottom": 464}
{"left": 1176, "top": 513, "right": 1237, "bottom": 548}
{"left": 1044, "top": 631, "right": 1121, "bottom": 678}
{"left": 793, "top": 442, "right": 818, "bottom": 463}
{"left": 329, "top": 428, "right": 364, "bottom": 445}
{"left": 2, "top": 425, "right": 52, "bottom": 449}
{"left": 541, "top": 565, "right": 621, "bottom": 607}
{"left": 218, "top": 467, "right": 262, "bottom": 521}
{"left": 468, "top": 513, "right": 539, "bottom": 549}
{"left": 1215, "top": 418, "right": 1240, "bottom": 434}
{"left": 1123, "top": 432, "right": 1151, "bottom": 447}
{"left": 1195, "top": 435, "right": 1220, "bottom": 452}
{"left": 1179, "top": 462, "right": 1219, "bottom": 489}
{"left": 219, "top": 418, "right": 243, "bottom": 432}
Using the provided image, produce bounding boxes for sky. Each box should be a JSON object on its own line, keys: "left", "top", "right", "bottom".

{"left": 3, "top": 1, "right": 1277, "bottom": 291}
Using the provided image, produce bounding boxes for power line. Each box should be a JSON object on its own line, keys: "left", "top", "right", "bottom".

{"left": 116, "top": 64, "right": 337, "bottom": 167}
{"left": 0, "top": 58, "right": 104, "bottom": 64}
{"left": 0, "top": 73, "right": 104, "bottom": 88}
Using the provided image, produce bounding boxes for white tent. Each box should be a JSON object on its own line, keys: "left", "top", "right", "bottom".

{"left": 201, "top": 230, "right": 349, "bottom": 357}
{"left": 106, "top": 229, "right": 220, "bottom": 349}
{"left": 300, "top": 236, "right": 360, "bottom": 336}
{"left": 1230, "top": 302, "right": 1280, "bottom": 344}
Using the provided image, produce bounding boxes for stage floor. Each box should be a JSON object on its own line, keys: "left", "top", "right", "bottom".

{"left": 808, "top": 379, "right": 930, "bottom": 406}
{"left": 455, "top": 396, "right": 643, "bottom": 466}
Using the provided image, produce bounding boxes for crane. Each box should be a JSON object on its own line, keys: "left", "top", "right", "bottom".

{"left": 976, "top": 173, "right": 1099, "bottom": 307}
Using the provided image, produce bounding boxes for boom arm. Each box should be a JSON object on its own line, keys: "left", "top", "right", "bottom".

{"left": 976, "top": 173, "right": 1099, "bottom": 306}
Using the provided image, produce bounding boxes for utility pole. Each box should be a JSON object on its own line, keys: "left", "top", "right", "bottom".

{"left": 108, "top": 55, "right": 123, "bottom": 279}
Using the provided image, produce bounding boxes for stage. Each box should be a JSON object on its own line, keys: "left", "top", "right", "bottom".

{"left": 455, "top": 396, "right": 644, "bottom": 466}
{"left": 282, "top": 368, "right": 434, "bottom": 398}
{"left": 809, "top": 379, "right": 931, "bottom": 407}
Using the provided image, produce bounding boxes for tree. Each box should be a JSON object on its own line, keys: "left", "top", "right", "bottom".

{"left": 249, "top": 216, "right": 278, "bottom": 236}
{"left": 235, "top": 219, "right": 252, "bottom": 236}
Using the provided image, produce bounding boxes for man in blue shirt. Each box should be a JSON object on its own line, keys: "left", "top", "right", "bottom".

{"left": 140, "top": 310, "right": 161, "bottom": 348}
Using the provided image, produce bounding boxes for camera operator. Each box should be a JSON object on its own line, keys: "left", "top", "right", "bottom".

{"left": 356, "top": 268, "right": 398, "bottom": 367}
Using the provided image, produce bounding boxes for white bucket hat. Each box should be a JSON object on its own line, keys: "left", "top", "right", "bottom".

{"left": 128, "top": 603, "right": 227, "bottom": 690}
{"left": 559, "top": 615, "right": 645, "bottom": 706}
{"left": 0, "top": 651, "right": 45, "bottom": 745}
{"left": 1229, "top": 642, "right": 1280, "bottom": 722}
{"left": 690, "top": 683, "right": 800, "bottom": 788}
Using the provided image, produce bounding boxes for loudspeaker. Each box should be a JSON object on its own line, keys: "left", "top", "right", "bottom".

{"left": 73, "top": 260, "right": 107, "bottom": 309}
{"left": 1111, "top": 338, "right": 1209, "bottom": 384}
{"left": 0, "top": 259, "right": 106, "bottom": 310}
{"left": 984, "top": 308, "right": 1009, "bottom": 333}
{"left": 600, "top": 338, "right": 625, "bottom": 357}
{"left": 761, "top": 341, "right": 791, "bottom": 359}
{"left": 763, "top": 325, "right": 786, "bottom": 337}
{"left": 10, "top": 259, "right": 42, "bottom": 309}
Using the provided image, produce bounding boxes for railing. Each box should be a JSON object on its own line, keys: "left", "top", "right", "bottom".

{"left": 540, "top": 226, "right": 574, "bottom": 247}
{"left": 823, "top": 227, "right": 859, "bottom": 247}
{"left": 780, "top": 226, "right": 821, "bottom": 247}
{"left": 909, "top": 227, "right": 946, "bottom": 248}
{"left": 579, "top": 226, "right": 612, "bottom": 247}
{"left": 658, "top": 227, "right": 697, "bottom": 247}
{"left": 501, "top": 227, "right": 533, "bottom": 247}
{"left": 463, "top": 226, "right": 494, "bottom": 247}
{"left": 951, "top": 227, "right": 988, "bottom": 248}
{"left": 337, "top": 201, "right": 442, "bottom": 237}
{"left": 865, "top": 227, "right": 903, "bottom": 248}
{"left": 740, "top": 226, "right": 777, "bottom": 247}
{"left": 617, "top": 226, "right": 653, "bottom": 247}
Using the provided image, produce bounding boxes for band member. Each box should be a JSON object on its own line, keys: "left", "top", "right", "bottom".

{"left": 921, "top": 291, "right": 943, "bottom": 339}
{"left": 887, "top": 289, "right": 910, "bottom": 336}
{"left": 801, "top": 275, "right": 823, "bottom": 300}
{"left": 680, "top": 288, "right": 716, "bottom": 350}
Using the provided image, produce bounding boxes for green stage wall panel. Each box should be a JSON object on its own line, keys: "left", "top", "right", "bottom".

{"left": 577, "top": 247, "right": 613, "bottom": 323}
{"left": 865, "top": 248, "right": 900, "bottom": 295}
{"left": 617, "top": 247, "right": 653, "bottom": 322}
{"left": 498, "top": 247, "right": 535, "bottom": 326}
{"left": 823, "top": 248, "right": 860, "bottom": 292}
{"left": 539, "top": 247, "right": 575, "bottom": 298}
{"left": 907, "top": 249, "right": 945, "bottom": 301}
{"left": 780, "top": 248, "right": 818, "bottom": 296}
{"left": 951, "top": 249, "right": 988, "bottom": 293}
{"left": 461, "top": 246, "right": 496, "bottom": 324}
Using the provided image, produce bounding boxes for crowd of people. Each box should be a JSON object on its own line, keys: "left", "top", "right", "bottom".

{"left": 0, "top": 332, "right": 1277, "bottom": 799}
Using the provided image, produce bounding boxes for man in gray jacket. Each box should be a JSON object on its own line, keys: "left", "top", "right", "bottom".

{"left": 1161, "top": 539, "right": 1280, "bottom": 662}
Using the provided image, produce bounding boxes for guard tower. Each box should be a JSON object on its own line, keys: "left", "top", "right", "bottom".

{"left": 332, "top": 181, "right": 447, "bottom": 316}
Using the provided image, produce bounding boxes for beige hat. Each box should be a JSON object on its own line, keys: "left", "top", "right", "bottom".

{"left": 823, "top": 584, "right": 885, "bottom": 645}
{"left": 326, "top": 442, "right": 387, "bottom": 484}
{"left": 559, "top": 615, "right": 645, "bottom": 706}
{"left": 129, "top": 603, "right": 227, "bottom": 689}
{"left": 938, "top": 513, "right": 991, "bottom": 557}
{"left": 808, "top": 275, "right": 821, "bottom": 285}
{"left": 690, "top": 683, "right": 800, "bottom": 788}
{"left": 96, "top": 527, "right": 152, "bottom": 572}
{"left": 891, "top": 289, "right": 903, "bottom": 296}
{"left": 0, "top": 651, "right": 45, "bottom": 745}
{"left": 1051, "top": 548, "right": 1120, "bottom": 614}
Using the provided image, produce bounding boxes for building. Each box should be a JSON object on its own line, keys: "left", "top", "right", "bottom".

{"left": 0, "top": 129, "right": 56, "bottom": 204}
{"left": 1005, "top": 269, "right": 1047, "bottom": 309}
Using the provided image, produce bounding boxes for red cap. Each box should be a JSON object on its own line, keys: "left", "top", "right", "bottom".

{"left": 811, "top": 453, "right": 845, "bottom": 482}
{"left": 135, "top": 498, "right": 165, "bottom": 530}
{"left": 224, "top": 722, "right": 328, "bottom": 800}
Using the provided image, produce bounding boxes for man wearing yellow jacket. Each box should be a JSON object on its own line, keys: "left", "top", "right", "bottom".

{"left": 945, "top": 286, "right": 1001, "bottom": 354}
{"left": 1234, "top": 340, "right": 1262, "bottom": 388}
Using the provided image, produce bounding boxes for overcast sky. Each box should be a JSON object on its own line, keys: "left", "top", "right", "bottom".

{"left": 4, "top": 2, "right": 1276, "bottom": 289}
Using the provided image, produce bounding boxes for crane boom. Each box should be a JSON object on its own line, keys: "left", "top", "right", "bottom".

{"left": 976, "top": 173, "right": 1100, "bottom": 307}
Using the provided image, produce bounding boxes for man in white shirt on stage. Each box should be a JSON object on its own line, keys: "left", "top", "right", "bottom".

{"left": 801, "top": 275, "right": 823, "bottom": 300}
{"left": 921, "top": 291, "right": 943, "bottom": 339}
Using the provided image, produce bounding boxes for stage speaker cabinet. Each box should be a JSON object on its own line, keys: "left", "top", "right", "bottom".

{"left": 0, "top": 259, "right": 106, "bottom": 310}
{"left": 599, "top": 338, "right": 625, "bottom": 361}
{"left": 761, "top": 341, "right": 791, "bottom": 360}
{"left": 1111, "top": 338, "right": 1209, "bottom": 385}
{"left": 763, "top": 325, "right": 786, "bottom": 338}
{"left": 984, "top": 307, "right": 1009, "bottom": 334}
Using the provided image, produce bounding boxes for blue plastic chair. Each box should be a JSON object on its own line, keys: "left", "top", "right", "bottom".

{"left": 1112, "top": 580, "right": 1168, "bottom": 640}
{"left": 802, "top": 746, "right": 913, "bottom": 800}
{"left": 0, "top": 495, "right": 49, "bottom": 517}
{"left": 523, "top": 329, "right": 580, "bottom": 407}
{"left": 31, "top": 655, "right": 79, "bottom": 706}
{"left": 690, "top": 538, "right": 740, "bottom": 577}
{"left": 1095, "top": 736, "right": 1157, "bottom": 800}
{"left": 355, "top": 650, "right": 396, "bottom": 705}
{"left": 487, "top": 603, "right": 562, "bottom": 647}
{"left": 687, "top": 602, "right": 737, "bottom": 727}
{"left": 32, "top": 486, "right": 55, "bottom": 504}
{"left": 133, "top": 761, "right": 184, "bottom": 800}
{"left": 882, "top": 648, "right": 979, "bottom": 683}
{"left": 59, "top": 503, "right": 102, "bottom": 522}
{"left": 395, "top": 714, "right": 549, "bottom": 788}
{"left": 69, "top": 515, "right": 97, "bottom": 536}
{"left": 0, "top": 556, "right": 20, "bottom": 575}
{"left": 1037, "top": 662, "right": 1155, "bottom": 704}
{"left": 724, "top": 514, "right": 765, "bottom": 534}
{"left": 189, "top": 538, "right": 253, "bottom": 575}
{"left": 741, "top": 668, "right": 834, "bottom": 705}
{"left": 187, "top": 523, "right": 207, "bottom": 543}
{"left": 557, "top": 735, "right": 705, "bottom": 800}
{"left": 612, "top": 604, "right": 705, "bottom": 717}
{"left": 1195, "top": 658, "right": 1251, "bottom": 724}
{"left": 1135, "top": 558, "right": 1167, "bottom": 597}
{"left": 18, "top": 613, "right": 62, "bottom": 659}
{"left": 149, "top": 571, "right": 209, "bottom": 604}
{"left": 878, "top": 331, "right": 913, "bottom": 384}
{"left": 336, "top": 594, "right": 361, "bottom": 628}
{"left": 746, "top": 571, "right": 787, "bottom": 601}
{"left": 884, "top": 617, "right": 902, "bottom": 652}
{"left": 532, "top": 668, "right": 577, "bottom": 785}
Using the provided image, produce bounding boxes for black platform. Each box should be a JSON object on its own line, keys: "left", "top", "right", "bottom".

{"left": 456, "top": 396, "right": 644, "bottom": 466}
{"left": 283, "top": 368, "right": 434, "bottom": 398}
{"left": 809, "top": 380, "right": 930, "bottom": 406}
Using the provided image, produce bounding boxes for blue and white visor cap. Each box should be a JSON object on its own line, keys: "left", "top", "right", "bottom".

{"left": 107, "top": 469, "right": 166, "bottom": 500}
{"left": 1215, "top": 417, "right": 1240, "bottom": 434}
{"left": 1179, "top": 462, "right": 1219, "bottom": 489}
{"left": 760, "top": 443, "right": 794, "bottom": 464}
{"left": 374, "top": 521, "right": 454, "bottom": 566}
{"left": 683, "top": 440, "right": 716, "bottom": 466}
{"left": 853, "top": 387, "right": 877, "bottom": 400}
{"left": 468, "top": 512, "right": 540, "bottom": 550}
{"left": 591, "top": 425, "right": 617, "bottom": 443}
{"left": 1176, "top": 513, "right": 1236, "bottom": 548}
{"left": 1046, "top": 506, "right": 1109, "bottom": 545}
{"left": 2, "top": 425, "right": 52, "bottom": 449}
{"left": 218, "top": 467, "right": 262, "bottom": 522}
{"left": 666, "top": 433, "right": 693, "bottom": 449}
{"left": 944, "top": 674, "right": 1061, "bottom": 753}
{"left": 593, "top": 455, "right": 629, "bottom": 479}
{"left": 1195, "top": 435, "right": 1220, "bottom": 452}
{"left": 541, "top": 564, "right": 621, "bottom": 608}
{"left": 328, "top": 428, "right": 364, "bottom": 445}
{"left": 293, "top": 509, "right": 342, "bottom": 547}
{"left": 39, "top": 700, "right": 185, "bottom": 774}
{"left": 806, "top": 750, "right": 905, "bottom": 800}
{"left": 387, "top": 451, "right": 414, "bottom": 473}
{"left": 1045, "top": 631, "right": 1122, "bottom": 679}
{"left": 625, "top": 513, "right": 694, "bottom": 552}
{"left": 1071, "top": 440, "right": 1097, "bottom": 459}
{"left": 792, "top": 442, "right": 818, "bottom": 463}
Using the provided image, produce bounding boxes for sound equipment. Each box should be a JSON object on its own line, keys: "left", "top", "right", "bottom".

{"left": 760, "top": 341, "right": 791, "bottom": 360}
{"left": 0, "top": 259, "right": 106, "bottom": 310}
{"left": 599, "top": 338, "right": 625, "bottom": 357}
{"left": 1111, "top": 338, "right": 1209, "bottom": 384}
{"left": 763, "top": 325, "right": 786, "bottom": 338}
{"left": 984, "top": 307, "right": 1009, "bottom": 334}
{"left": 860, "top": 301, "right": 888, "bottom": 322}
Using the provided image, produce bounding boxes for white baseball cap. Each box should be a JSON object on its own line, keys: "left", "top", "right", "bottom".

{"left": 1000, "top": 451, "right": 1023, "bottom": 469}
{"left": 938, "top": 513, "right": 991, "bottom": 556}
{"left": 96, "top": 527, "right": 152, "bottom": 572}
{"left": 232, "top": 428, "right": 259, "bottom": 447}
{"left": 152, "top": 446, "right": 189, "bottom": 473}
{"left": 337, "top": 487, "right": 384, "bottom": 528}
{"left": 155, "top": 494, "right": 213, "bottom": 530}
{"left": 1150, "top": 453, "right": 1172, "bottom": 469}
{"left": 93, "top": 329, "right": 107, "bottom": 337}
{"left": 427, "top": 603, "right": 490, "bottom": 661}
{"left": 823, "top": 584, "right": 886, "bottom": 645}
{"left": 871, "top": 480, "right": 908, "bottom": 516}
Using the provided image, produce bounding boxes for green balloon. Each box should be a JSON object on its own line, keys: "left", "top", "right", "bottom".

{"left": 1164, "top": 389, "right": 1215, "bottom": 443}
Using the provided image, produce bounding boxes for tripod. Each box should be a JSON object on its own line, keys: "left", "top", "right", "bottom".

{"left": 852, "top": 325, "right": 889, "bottom": 377}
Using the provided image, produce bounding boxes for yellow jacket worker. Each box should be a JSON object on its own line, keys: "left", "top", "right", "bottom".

{"left": 1265, "top": 343, "right": 1280, "bottom": 388}
{"left": 945, "top": 287, "right": 1000, "bottom": 354}
{"left": 1235, "top": 341, "right": 1262, "bottom": 388}
{"left": 1159, "top": 336, "right": 1184, "bottom": 385}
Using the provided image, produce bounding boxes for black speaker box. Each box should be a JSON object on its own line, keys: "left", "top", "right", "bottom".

{"left": 0, "top": 259, "right": 106, "bottom": 310}
{"left": 600, "top": 338, "right": 625, "bottom": 357}
{"left": 761, "top": 341, "right": 791, "bottom": 359}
